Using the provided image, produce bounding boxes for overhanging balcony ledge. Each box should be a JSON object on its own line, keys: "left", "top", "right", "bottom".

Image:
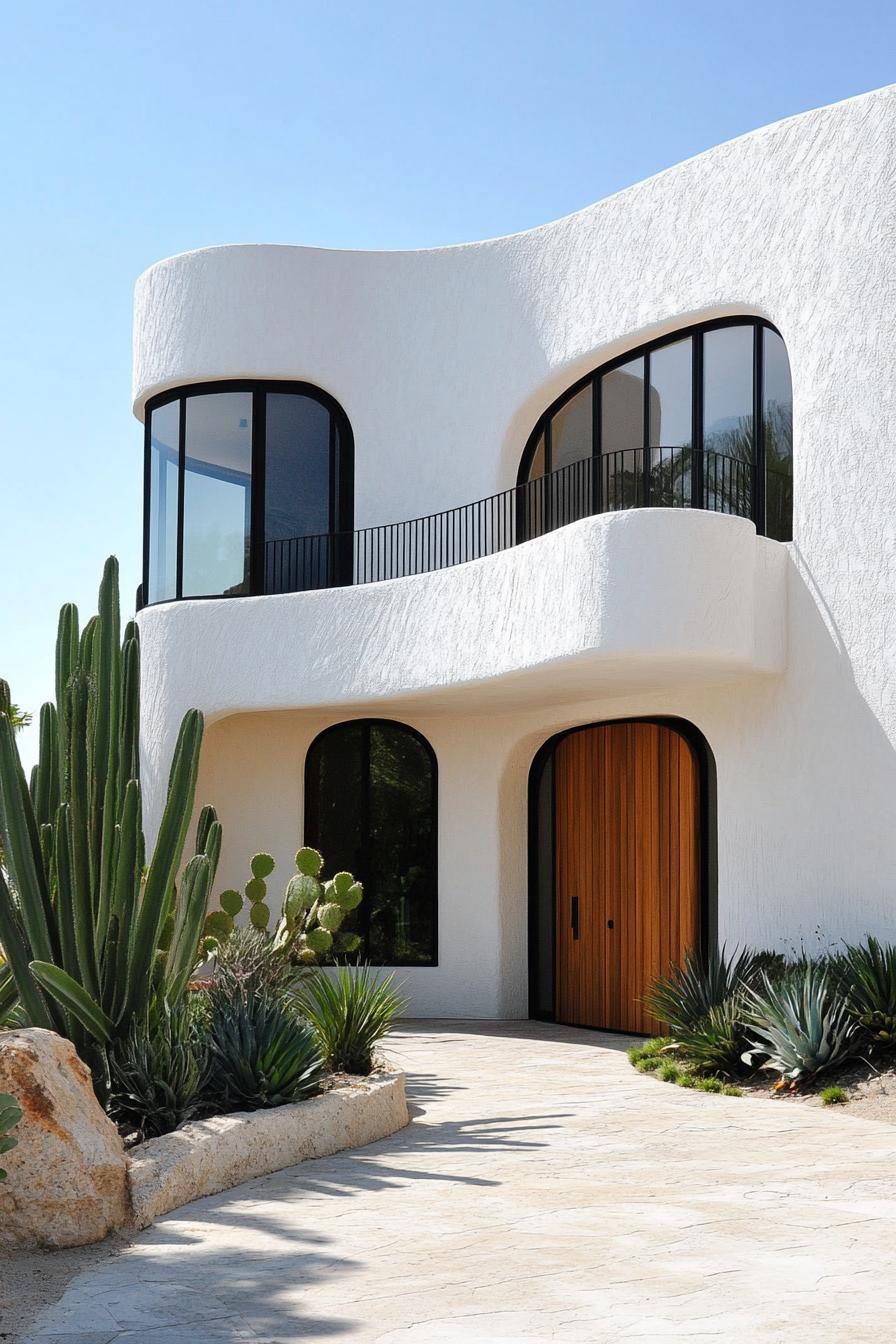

{"left": 136, "top": 506, "right": 787, "bottom": 741}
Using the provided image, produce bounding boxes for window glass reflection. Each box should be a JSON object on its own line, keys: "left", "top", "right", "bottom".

{"left": 182, "top": 393, "right": 252, "bottom": 597}
{"left": 305, "top": 721, "right": 437, "bottom": 966}
{"left": 649, "top": 338, "right": 692, "bottom": 507}
{"left": 602, "top": 357, "right": 644, "bottom": 508}
{"left": 703, "top": 326, "right": 754, "bottom": 517}
{"left": 147, "top": 399, "right": 179, "bottom": 603}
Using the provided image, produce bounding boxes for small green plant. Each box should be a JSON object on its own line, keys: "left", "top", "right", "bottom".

{"left": 298, "top": 964, "right": 407, "bottom": 1075}
{"left": 0, "top": 1092, "right": 23, "bottom": 1181}
{"left": 694, "top": 1077, "right": 724, "bottom": 1094}
{"left": 820, "top": 1085, "right": 848, "bottom": 1106}
{"left": 677, "top": 1072, "right": 697, "bottom": 1088}
{"left": 742, "top": 965, "right": 857, "bottom": 1087}
{"left": 643, "top": 946, "right": 762, "bottom": 1035}
{"left": 210, "top": 926, "right": 308, "bottom": 1005}
{"left": 634, "top": 1055, "right": 661, "bottom": 1073}
{"left": 204, "top": 848, "right": 363, "bottom": 964}
{"left": 656, "top": 1061, "right": 681, "bottom": 1083}
{"left": 838, "top": 937, "right": 896, "bottom": 1051}
{"left": 721, "top": 1083, "right": 743, "bottom": 1097}
{"left": 107, "top": 998, "right": 206, "bottom": 1139}
{"left": 200, "top": 987, "right": 325, "bottom": 1111}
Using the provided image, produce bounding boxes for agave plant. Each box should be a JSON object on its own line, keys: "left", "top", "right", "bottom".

{"left": 298, "top": 964, "right": 407, "bottom": 1075}
{"left": 837, "top": 937, "right": 896, "bottom": 1050}
{"left": 742, "top": 964, "right": 858, "bottom": 1086}
{"left": 210, "top": 926, "right": 308, "bottom": 1005}
{"left": 673, "top": 994, "right": 750, "bottom": 1077}
{"left": 107, "top": 997, "right": 207, "bottom": 1140}
{"left": 643, "top": 945, "right": 761, "bottom": 1034}
{"left": 0, "top": 1092, "right": 22, "bottom": 1182}
{"left": 200, "top": 986, "right": 325, "bottom": 1112}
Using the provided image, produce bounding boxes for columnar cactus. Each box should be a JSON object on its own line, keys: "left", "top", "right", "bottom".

{"left": 0, "top": 558, "right": 220, "bottom": 1089}
{"left": 204, "top": 846, "right": 362, "bottom": 963}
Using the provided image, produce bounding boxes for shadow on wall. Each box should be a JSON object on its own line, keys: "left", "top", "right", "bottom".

{"left": 493, "top": 544, "right": 896, "bottom": 982}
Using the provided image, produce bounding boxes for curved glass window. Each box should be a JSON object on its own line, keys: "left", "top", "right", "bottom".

{"left": 305, "top": 720, "right": 438, "bottom": 966}
{"left": 143, "top": 381, "right": 353, "bottom": 604}
{"left": 519, "top": 318, "right": 793, "bottom": 541}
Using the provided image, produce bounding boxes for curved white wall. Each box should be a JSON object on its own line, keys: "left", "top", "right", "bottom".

{"left": 135, "top": 86, "right": 896, "bottom": 1014}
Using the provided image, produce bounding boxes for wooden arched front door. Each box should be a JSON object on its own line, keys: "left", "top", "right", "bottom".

{"left": 553, "top": 721, "right": 700, "bottom": 1034}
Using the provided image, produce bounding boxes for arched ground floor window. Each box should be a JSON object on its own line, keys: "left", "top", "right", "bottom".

{"left": 305, "top": 719, "right": 438, "bottom": 966}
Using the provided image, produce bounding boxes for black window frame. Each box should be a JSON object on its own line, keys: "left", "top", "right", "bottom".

{"left": 142, "top": 379, "right": 354, "bottom": 605}
{"left": 517, "top": 316, "right": 792, "bottom": 540}
{"left": 304, "top": 718, "right": 439, "bottom": 968}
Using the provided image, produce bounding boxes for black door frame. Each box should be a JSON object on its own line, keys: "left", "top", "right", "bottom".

{"left": 527, "top": 716, "right": 717, "bottom": 1024}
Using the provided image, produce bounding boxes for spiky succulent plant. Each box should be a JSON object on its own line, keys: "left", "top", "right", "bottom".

{"left": 742, "top": 964, "right": 858, "bottom": 1085}
{"left": 837, "top": 936, "right": 896, "bottom": 1050}
{"left": 642, "top": 945, "right": 763, "bottom": 1035}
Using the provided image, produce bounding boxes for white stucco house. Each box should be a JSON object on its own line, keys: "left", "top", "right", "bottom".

{"left": 135, "top": 85, "right": 896, "bottom": 1029}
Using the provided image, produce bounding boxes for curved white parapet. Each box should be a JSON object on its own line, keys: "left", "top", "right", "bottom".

{"left": 137, "top": 508, "right": 785, "bottom": 833}
{"left": 134, "top": 86, "right": 896, "bottom": 543}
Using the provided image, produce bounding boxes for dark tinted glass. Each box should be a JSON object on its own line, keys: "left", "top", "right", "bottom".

{"left": 763, "top": 327, "right": 793, "bottom": 541}
{"left": 264, "top": 394, "right": 331, "bottom": 541}
{"left": 305, "top": 721, "right": 437, "bottom": 965}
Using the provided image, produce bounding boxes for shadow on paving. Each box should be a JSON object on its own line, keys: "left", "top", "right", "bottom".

{"left": 19, "top": 1102, "right": 567, "bottom": 1344}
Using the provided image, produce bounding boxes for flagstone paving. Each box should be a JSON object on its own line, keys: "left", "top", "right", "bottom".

{"left": 14, "top": 1020, "right": 896, "bottom": 1342}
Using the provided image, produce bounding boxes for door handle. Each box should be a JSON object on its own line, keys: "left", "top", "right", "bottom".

{"left": 607, "top": 919, "right": 614, "bottom": 929}
{"left": 571, "top": 896, "right": 580, "bottom": 940}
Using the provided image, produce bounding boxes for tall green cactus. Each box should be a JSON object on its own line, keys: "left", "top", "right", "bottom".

{"left": 0, "top": 558, "right": 219, "bottom": 1090}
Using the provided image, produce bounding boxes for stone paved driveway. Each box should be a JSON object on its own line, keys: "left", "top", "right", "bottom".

{"left": 16, "top": 1021, "right": 896, "bottom": 1342}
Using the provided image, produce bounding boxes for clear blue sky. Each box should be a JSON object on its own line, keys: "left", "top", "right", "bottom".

{"left": 2, "top": 1, "right": 894, "bottom": 770}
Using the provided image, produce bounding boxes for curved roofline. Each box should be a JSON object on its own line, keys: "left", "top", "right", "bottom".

{"left": 135, "top": 83, "right": 895, "bottom": 284}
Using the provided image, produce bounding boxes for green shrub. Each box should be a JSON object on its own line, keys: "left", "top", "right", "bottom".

{"left": 656, "top": 1061, "right": 680, "bottom": 1083}
{"left": 201, "top": 987, "right": 324, "bottom": 1111}
{"left": 0, "top": 1092, "right": 22, "bottom": 1181}
{"left": 677, "top": 1072, "right": 697, "bottom": 1088}
{"left": 821, "top": 1085, "right": 848, "bottom": 1106}
{"left": 742, "top": 965, "right": 857, "bottom": 1086}
{"left": 837, "top": 937, "right": 896, "bottom": 1051}
{"left": 298, "top": 964, "right": 407, "bottom": 1075}
{"left": 721, "top": 1083, "right": 743, "bottom": 1097}
{"left": 694, "top": 1077, "right": 724, "bottom": 1094}
{"left": 643, "top": 946, "right": 762, "bottom": 1035}
{"left": 107, "top": 998, "right": 206, "bottom": 1139}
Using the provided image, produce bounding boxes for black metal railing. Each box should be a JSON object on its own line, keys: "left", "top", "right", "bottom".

{"left": 260, "top": 447, "right": 756, "bottom": 595}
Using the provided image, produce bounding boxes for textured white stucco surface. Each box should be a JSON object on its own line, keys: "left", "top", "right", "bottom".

{"left": 135, "top": 86, "right": 896, "bottom": 1016}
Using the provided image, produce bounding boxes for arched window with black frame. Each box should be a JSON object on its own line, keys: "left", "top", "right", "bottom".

{"left": 517, "top": 317, "right": 793, "bottom": 542}
{"left": 143, "top": 380, "right": 354, "bottom": 605}
{"left": 304, "top": 720, "right": 438, "bottom": 966}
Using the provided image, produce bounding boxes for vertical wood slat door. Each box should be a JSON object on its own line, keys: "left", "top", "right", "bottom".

{"left": 554, "top": 722, "right": 700, "bottom": 1034}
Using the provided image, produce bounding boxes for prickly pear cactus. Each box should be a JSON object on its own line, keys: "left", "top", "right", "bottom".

{"left": 203, "top": 846, "right": 362, "bottom": 963}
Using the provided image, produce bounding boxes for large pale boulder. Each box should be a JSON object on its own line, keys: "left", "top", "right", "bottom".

{"left": 0, "top": 1027, "right": 130, "bottom": 1248}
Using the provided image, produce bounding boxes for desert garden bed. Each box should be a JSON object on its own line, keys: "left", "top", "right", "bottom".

{"left": 628, "top": 941, "right": 896, "bottom": 1120}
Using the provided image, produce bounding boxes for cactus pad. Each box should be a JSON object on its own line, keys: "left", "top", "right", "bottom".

{"left": 250, "top": 852, "right": 276, "bottom": 880}
{"left": 295, "top": 847, "right": 323, "bottom": 877}
{"left": 219, "top": 889, "right": 243, "bottom": 917}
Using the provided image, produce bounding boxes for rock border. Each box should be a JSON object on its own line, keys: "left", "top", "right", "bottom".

{"left": 127, "top": 1069, "right": 408, "bottom": 1228}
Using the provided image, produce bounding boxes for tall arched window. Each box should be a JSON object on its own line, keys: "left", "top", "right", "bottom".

{"left": 143, "top": 380, "right": 354, "bottom": 604}
{"left": 518, "top": 318, "right": 793, "bottom": 541}
{"left": 304, "top": 720, "right": 438, "bottom": 966}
